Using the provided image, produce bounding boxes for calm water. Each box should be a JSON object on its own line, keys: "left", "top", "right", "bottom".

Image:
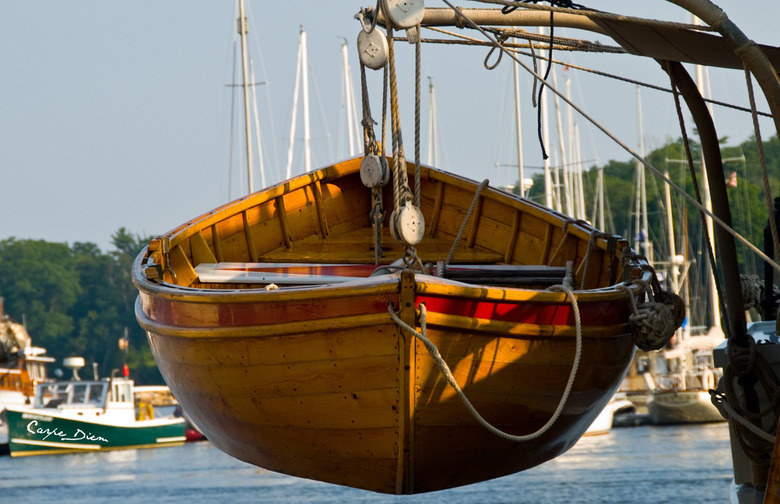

{"left": 0, "top": 423, "right": 731, "bottom": 503}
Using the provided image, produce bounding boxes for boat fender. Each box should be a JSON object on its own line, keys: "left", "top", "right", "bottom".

{"left": 357, "top": 27, "right": 388, "bottom": 70}
{"left": 382, "top": 0, "right": 425, "bottom": 29}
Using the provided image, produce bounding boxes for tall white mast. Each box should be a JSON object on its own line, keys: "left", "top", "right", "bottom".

{"left": 249, "top": 60, "right": 266, "bottom": 188}
{"left": 538, "top": 28, "right": 554, "bottom": 210}
{"left": 635, "top": 86, "right": 652, "bottom": 263}
{"left": 341, "top": 40, "right": 360, "bottom": 157}
{"left": 694, "top": 15, "right": 721, "bottom": 332}
{"left": 238, "top": 0, "right": 254, "bottom": 193}
{"left": 664, "top": 170, "right": 680, "bottom": 295}
{"left": 301, "top": 29, "right": 312, "bottom": 173}
{"left": 427, "top": 77, "right": 438, "bottom": 166}
{"left": 285, "top": 28, "right": 312, "bottom": 177}
{"left": 512, "top": 41, "right": 524, "bottom": 195}
{"left": 285, "top": 32, "right": 303, "bottom": 179}
{"left": 551, "top": 69, "right": 572, "bottom": 216}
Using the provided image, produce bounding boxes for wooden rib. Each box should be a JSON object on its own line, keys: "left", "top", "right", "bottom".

{"left": 190, "top": 232, "right": 217, "bottom": 265}
{"left": 547, "top": 228, "right": 572, "bottom": 266}
{"left": 276, "top": 196, "right": 292, "bottom": 249}
{"left": 169, "top": 245, "right": 198, "bottom": 286}
{"left": 311, "top": 180, "right": 330, "bottom": 239}
{"left": 427, "top": 181, "right": 445, "bottom": 238}
{"left": 465, "top": 193, "right": 482, "bottom": 248}
{"left": 211, "top": 224, "right": 224, "bottom": 262}
{"left": 539, "top": 221, "right": 554, "bottom": 265}
{"left": 504, "top": 210, "right": 520, "bottom": 263}
{"left": 243, "top": 211, "right": 259, "bottom": 263}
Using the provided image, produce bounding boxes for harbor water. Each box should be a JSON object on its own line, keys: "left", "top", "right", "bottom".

{"left": 0, "top": 423, "right": 731, "bottom": 503}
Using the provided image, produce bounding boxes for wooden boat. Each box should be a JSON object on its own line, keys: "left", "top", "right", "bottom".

{"left": 133, "top": 154, "right": 666, "bottom": 494}
{"left": 4, "top": 357, "right": 186, "bottom": 457}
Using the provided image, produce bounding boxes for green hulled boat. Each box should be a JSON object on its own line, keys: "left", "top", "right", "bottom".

{"left": 4, "top": 360, "right": 186, "bottom": 457}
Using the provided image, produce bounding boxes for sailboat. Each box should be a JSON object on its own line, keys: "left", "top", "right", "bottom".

{"left": 131, "top": 0, "right": 780, "bottom": 497}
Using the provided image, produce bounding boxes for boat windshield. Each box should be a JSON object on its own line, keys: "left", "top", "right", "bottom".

{"left": 34, "top": 381, "right": 108, "bottom": 408}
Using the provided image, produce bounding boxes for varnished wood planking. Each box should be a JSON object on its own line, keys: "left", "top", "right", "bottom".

{"left": 165, "top": 354, "right": 400, "bottom": 400}
{"left": 211, "top": 433, "right": 399, "bottom": 493}
{"left": 146, "top": 318, "right": 400, "bottom": 364}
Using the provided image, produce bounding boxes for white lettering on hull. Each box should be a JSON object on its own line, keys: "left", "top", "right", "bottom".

{"left": 25, "top": 420, "right": 109, "bottom": 443}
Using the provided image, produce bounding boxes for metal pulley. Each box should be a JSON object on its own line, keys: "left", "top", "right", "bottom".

{"left": 382, "top": 0, "right": 425, "bottom": 29}
{"left": 390, "top": 201, "right": 425, "bottom": 246}
{"left": 360, "top": 154, "right": 390, "bottom": 188}
{"left": 357, "top": 27, "right": 389, "bottom": 70}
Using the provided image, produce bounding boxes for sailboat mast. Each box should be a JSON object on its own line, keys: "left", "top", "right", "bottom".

{"left": 237, "top": 0, "right": 254, "bottom": 193}
{"left": 512, "top": 45, "right": 523, "bottom": 195}
{"left": 538, "top": 28, "right": 554, "bottom": 210}
{"left": 427, "top": 77, "right": 438, "bottom": 166}
{"left": 694, "top": 15, "right": 721, "bottom": 331}
{"left": 551, "top": 69, "right": 572, "bottom": 216}
{"left": 636, "top": 86, "right": 652, "bottom": 262}
{"left": 664, "top": 170, "right": 680, "bottom": 295}
{"left": 301, "top": 29, "right": 312, "bottom": 173}
{"left": 341, "top": 40, "right": 358, "bottom": 157}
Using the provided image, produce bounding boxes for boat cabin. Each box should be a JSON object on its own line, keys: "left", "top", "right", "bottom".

{"left": 33, "top": 378, "right": 136, "bottom": 420}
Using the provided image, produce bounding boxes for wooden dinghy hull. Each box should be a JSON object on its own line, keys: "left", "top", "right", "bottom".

{"left": 134, "top": 157, "right": 654, "bottom": 494}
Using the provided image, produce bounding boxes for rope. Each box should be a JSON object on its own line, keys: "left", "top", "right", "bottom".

{"left": 741, "top": 274, "right": 763, "bottom": 311}
{"left": 415, "top": 26, "right": 771, "bottom": 118}
{"left": 475, "top": 0, "right": 718, "bottom": 33}
{"left": 618, "top": 282, "right": 678, "bottom": 351}
{"left": 441, "top": 179, "right": 490, "bottom": 276}
{"left": 711, "top": 391, "right": 776, "bottom": 444}
{"left": 414, "top": 31, "right": 422, "bottom": 207}
{"left": 536, "top": 11, "right": 554, "bottom": 160}
{"left": 719, "top": 335, "right": 780, "bottom": 465}
{"left": 388, "top": 286, "right": 583, "bottom": 442}
{"left": 500, "top": 0, "right": 588, "bottom": 13}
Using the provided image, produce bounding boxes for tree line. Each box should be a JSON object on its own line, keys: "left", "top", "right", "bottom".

{"left": 0, "top": 228, "right": 162, "bottom": 384}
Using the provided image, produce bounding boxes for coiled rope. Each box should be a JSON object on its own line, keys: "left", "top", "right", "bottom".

{"left": 388, "top": 283, "right": 582, "bottom": 442}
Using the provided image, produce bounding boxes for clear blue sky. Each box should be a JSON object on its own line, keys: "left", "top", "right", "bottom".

{"left": 1, "top": 1, "right": 775, "bottom": 251}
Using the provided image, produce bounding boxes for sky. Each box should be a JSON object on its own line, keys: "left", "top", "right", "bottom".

{"left": 1, "top": 1, "right": 777, "bottom": 252}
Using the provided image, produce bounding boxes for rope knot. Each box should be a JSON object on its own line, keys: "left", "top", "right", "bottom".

{"left": 740, "top": 273, "right": 764, "bottom": 311}
{"left": 620, "top": 283, "right": 679, "bottom": 351}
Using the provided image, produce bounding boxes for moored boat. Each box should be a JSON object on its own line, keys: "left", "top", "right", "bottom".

{"left": 4, "top": 357, "right": 186, "bottom": 457}
{"left": 647, "top": 333, "right": 725, "bottom": 425}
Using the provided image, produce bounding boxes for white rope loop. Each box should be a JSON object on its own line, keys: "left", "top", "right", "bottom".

{"left": 388, "top": 283, "right": 583, "bottom": 442}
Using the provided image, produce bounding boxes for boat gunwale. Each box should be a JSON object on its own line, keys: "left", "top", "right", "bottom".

{"left": 133, "top": 253, "right": 654, "bottom": 305}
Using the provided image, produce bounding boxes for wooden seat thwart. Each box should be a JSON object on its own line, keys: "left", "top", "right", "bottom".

{"left": 195, "top": 262, "right": 567, "bottom": 286}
